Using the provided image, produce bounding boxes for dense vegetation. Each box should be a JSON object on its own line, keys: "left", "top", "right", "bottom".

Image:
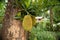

{"left": 0, "top": 0, "right": 60, "bottom": 40}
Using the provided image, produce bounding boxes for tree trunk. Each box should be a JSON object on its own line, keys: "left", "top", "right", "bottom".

{"left": 50, "top": 7, "right": 53, "bottom": 31}
{"left": 1, "top": 0, "right": 27, "bottom": 40}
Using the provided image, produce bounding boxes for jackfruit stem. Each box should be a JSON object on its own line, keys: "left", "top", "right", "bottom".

{"left": 24, "top": 9, "right": 29, "bottom": 15}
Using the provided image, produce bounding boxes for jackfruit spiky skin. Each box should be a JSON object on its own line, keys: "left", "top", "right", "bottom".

{"left": 31, "top": 16, "right": 36, "bottom": 26}
{"left": 22, "top": 15, "right": 33, "bottom": 31}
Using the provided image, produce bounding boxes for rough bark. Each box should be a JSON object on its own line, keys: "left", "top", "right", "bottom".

{"left": 1, "top": 0, "right": 27, "bottom": 40}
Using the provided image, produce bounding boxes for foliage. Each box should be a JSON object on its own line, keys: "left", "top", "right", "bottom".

{"left": 0, "top": 0, "right": 6, "bottom": 24}
{"left": 29, "top": 23, "right": 56, "bottom": 40}
{"left": 0, "top": 0, "right": 60, "bottom": 40}
{"left": 53, "top": 6, "right": 60, "bottom": 23}
{"left": 0, "top": 2, "right": 5, "bottom": 16}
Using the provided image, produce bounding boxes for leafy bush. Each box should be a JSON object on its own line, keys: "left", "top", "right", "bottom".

{"left": 29, "top": 22, "right": 56, "bottom": 40}
{"left": 30, "top": 28, "right": 56, "bottom": 40}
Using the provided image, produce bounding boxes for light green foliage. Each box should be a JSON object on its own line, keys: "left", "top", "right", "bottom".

{"left": 29, "top": 23, "right": 56, "bottom": 40}
{"left": 0, "top": 2, "right": 5, "bottom": 16}
{"left": 0, "top": 0, "right": 6, "bottom": 29}
{"left": 0, "top": 0, "right": 6, "bottom": 24}
{"left": 16, "top": 0, "right": 31, "bottom": 8}
{"left": 23, "top": 0, "right": 31, "bottom": 8}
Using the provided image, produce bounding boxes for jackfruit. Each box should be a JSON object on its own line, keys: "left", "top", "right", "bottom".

{"left": 31, "top": 16, "right": 36, "bottom": 26}
{"left": 22, "top": 15, "right": 33, "bottom": 31}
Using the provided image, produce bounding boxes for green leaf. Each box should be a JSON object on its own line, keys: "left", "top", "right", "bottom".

{"left": 24, "top": 0, "right": 31, "bottom": 8}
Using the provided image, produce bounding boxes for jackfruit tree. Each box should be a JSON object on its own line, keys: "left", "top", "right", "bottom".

{"left": 0, "top": 0, "right": 60, "bottom": 40}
